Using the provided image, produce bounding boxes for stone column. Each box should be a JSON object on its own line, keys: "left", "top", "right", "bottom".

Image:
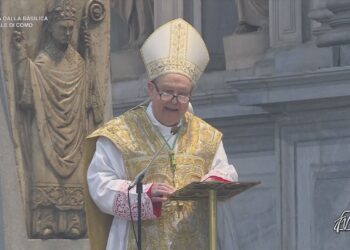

{"left": 0, "top": 56, "right": 91, "bottom": 250}
{"left": 154, "top": 0, "right": 183, "bottom": 28}
{"left": 192, "top": 0, "right": 202, "bottom": 33}
{"left": 1, "top": 0, "right": 111, "bottom": 246}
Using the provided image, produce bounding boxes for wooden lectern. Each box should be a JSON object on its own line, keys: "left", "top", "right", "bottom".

{"left": 170, "top": 181, "right": 260, "bottom": 250}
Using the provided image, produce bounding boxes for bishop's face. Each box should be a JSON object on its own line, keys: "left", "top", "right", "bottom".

{"left": 49, "top": 19, "right": 75, "bottom": 46}
{"left": 148, "top": 73, "right": 193, "bottom": 127}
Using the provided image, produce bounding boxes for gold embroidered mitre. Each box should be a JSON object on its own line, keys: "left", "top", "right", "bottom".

{"left": 140, "top": 18, "right": 209, "bottom": 84}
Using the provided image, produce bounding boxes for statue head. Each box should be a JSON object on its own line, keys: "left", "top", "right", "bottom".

{"left": 47, "top": 0, "right": 77, "bottom": 46}
{"left": 48, "top": 0, "right": 77, "bottom": 23}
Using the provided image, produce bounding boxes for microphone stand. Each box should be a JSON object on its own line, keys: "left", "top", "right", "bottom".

{"left": 136, "top": 181, "right": 142, "bottom": 250}
{"left": 128, "top": 126, "right": 179, "bottom": 250}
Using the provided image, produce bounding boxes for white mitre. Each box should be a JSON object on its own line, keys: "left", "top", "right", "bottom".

{"left": 140, "top": 18, "right": 210, "bottom": 84}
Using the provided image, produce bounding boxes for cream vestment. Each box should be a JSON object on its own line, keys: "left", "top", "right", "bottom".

{"left": 86, "top": 104, "right": 238, "bottom": 250}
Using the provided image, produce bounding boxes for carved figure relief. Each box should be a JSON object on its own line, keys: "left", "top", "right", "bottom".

{"left": 112, "top": 0, "right": 154, "bottom": 48}
{"left": 234, "top": 0, "right": 269, "bottom": 34}
{"left": 10, "top": 0, "right": 108, "bottom": 239}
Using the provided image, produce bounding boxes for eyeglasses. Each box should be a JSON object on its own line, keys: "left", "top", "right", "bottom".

{"left": 151, "top": 81, "right": 191, "bottom": 104}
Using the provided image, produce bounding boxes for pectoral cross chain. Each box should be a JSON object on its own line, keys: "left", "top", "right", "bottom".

{"left": 169, "top": 151, "right": 176, "bottom": 185}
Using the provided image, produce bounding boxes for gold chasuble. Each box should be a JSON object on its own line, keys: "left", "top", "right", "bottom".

{"left": 86, "top": 107, "right": 222, "bottom": 249}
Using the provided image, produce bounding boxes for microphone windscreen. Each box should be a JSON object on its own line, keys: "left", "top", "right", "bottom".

{"left": 171, "top": 126, "right": 180, "bottom": 135}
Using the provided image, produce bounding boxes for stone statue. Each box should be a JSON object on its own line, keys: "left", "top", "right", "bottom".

{"left": 112, "top": 0, "right": 154, "bottom": 48}
{"left": 234, "top": 0, "right": 269, "bottom": 34}
{"left": 12, "top": 0, "right": 105, "bottom": 239}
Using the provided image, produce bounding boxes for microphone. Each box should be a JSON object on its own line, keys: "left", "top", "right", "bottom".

{"left": 170, "top": 126, "right": 180, "bottom": 135}
{"left": 127, "top": 126, "right": 180, "bottom": 190}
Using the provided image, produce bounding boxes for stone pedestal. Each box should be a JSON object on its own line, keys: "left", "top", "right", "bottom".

{"left": 223, "top": 31, "right": 269, "bottom": 70}
{"left": 111, "top": 49, "right": 146, "bottom": 81}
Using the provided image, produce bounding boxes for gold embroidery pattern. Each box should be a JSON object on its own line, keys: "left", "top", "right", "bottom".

{"left": 88, "top": 107, "right": 222, "bottom": 249}
{"left": 147, "top": 58, "right": 202, "bottom": 84}
{"left": 88, "top": 109, "right": 163, "bottom": 156}
{"left": 170, "top": 20, "right": 187, "bottom": 65}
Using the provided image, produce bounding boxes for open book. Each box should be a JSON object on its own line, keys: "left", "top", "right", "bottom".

{"left": 169, "top": 181, "right": 260, "bottom": 201}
